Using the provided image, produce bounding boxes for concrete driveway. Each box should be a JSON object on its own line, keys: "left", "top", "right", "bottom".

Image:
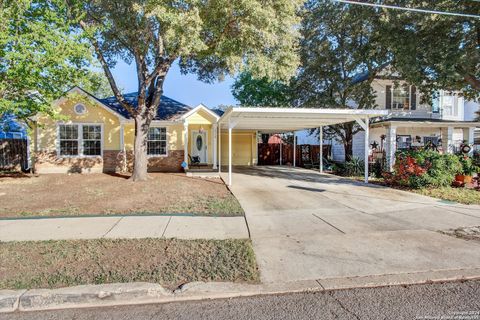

{"left": 225, "top": 166, "right": 480, "bottom": 283}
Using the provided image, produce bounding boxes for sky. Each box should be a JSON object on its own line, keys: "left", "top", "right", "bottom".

{"left": 111, "top": 61, "right": 238, "bottom": 108}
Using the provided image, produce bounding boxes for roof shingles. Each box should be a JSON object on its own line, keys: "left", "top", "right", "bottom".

{"left": 98, "top": 92, "right": 192, "bottom": 121}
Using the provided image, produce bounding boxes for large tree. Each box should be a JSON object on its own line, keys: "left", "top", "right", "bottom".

{"left": 68, "top": 0, "right": 301, "bottom": 181}
{"left": 294, "top": 0, "right": 388, "bottom": 160}
{"left": 0, "top": 0, "right": 109, "bottom": 124}
{"left": 231, "top": 71, "right": 294, "bottom": 107}
{"left": 378, "top": 0, "right": 479, "bottom": 99}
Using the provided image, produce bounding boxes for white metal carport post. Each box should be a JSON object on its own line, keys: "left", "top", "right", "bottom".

{"left": 228, "top": 120, "right": 235, "bottom": 186}
{"left": 319, "top": 126, "right": 323, "bottom": 173}
{"left": 354, "top": 117, "right": 370, "bottom": 183}
{"left": 364, "top": 117, "right": 369, "bottom": 183}
{"left": 293, "top": 131, "right": 296, "bottom": 167}
{"left": 218, "top": 125, "right": 221, "bottom": 173}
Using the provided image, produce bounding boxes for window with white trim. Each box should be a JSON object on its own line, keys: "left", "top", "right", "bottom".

{"left": 59, "top": 124, "right": 79, "bottom": 156}
{"left": 58, "top": 124, "right": 102, "bottom": 156}
{"left": 392, "top": 85, "right": 410, "bottom": 110}
{"left": 82, "top": 125, "right": 102, "bottom": 155}
{"left": 147, "top": 127, "right": 167, "bottom": 156}
{"left": 441, "top": 95, "right": 457, "bottom": 117}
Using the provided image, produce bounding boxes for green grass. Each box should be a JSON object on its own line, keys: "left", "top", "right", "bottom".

{"left": 413, "top": 187, "right": 480, "bottom": 205}
{"left": 0, "top": 238, "right": 259, "bottom": 290}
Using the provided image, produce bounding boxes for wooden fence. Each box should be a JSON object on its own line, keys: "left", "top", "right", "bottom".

{"left": 258, "top": 143, "right": 332, "bottom": 167}
{"left": 0, "top": 139, "right": 28, "bottom": 171}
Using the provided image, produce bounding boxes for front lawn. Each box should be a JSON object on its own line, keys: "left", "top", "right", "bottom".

{"left": 0, "top": 173, "right": 244, "bottom": 217}
{"left": 0, "top": 238, "right": 259, "bottom": 290}
{"left": 412, "top": 186, "right": 480, "bottom": 205}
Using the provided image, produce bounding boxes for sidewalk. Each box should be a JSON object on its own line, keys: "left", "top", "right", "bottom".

{"left": 0, "top": 215, "right": 249, "bottom": 241}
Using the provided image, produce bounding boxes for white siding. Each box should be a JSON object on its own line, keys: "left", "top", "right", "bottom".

{"left": 464, "top": 100, "right": 480, "bottom": 121}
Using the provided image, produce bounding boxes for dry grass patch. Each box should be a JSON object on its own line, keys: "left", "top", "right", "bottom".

{"left": 0, "top": 238, "right": 259, "bottom": 290}
{"left": 0, "top": 173, "right": 244, "bottom": 217}
{"left": 413, "top": 187, "right": 480, "bottom": 205}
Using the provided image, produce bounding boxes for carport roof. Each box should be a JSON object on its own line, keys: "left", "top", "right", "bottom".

{"left": 218, "top": 107, "right": 388, "bottom": 131}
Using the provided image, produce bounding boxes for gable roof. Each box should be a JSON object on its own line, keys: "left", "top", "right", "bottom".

{"left": 99, "top": 92, "right": 192, "bottom": 121}
{"left": 181, "top": 103, "right": 220, "bottom": 121}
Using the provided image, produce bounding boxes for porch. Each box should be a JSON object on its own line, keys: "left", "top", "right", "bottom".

{"left": 370, "top": 119, "right": 478, "bottom": 170}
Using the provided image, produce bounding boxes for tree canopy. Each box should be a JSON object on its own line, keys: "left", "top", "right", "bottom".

{"left": 378, "top": 0, "right": 480, "bottom": 99}
{"left": 0, "top": 0, "right": 110, "bottom": 124}
{"left": 231, "top": 72, "right": 293, "bottom": 107}
{"left": 68, "top": 0, "right": 303, "bottom": 180}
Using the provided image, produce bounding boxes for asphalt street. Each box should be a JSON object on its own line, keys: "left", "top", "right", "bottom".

{"left": 3, "top": 280, "right": 480, "bottom": 320}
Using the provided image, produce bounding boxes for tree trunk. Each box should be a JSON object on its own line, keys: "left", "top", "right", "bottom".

{"left": 343, "top": 125, "right": 354, "bottom": 162}
{"left": 130, "top": 115, "right": 150, "bottom": 181}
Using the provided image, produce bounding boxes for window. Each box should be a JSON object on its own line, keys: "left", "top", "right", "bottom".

{"left": 441, "top": 95, "right": 456, "bottom": 116}
{"left": 147, "top": 127, "right": 167, "bottom": 156}
{"left": 58, "top": 124, "right": 102, "bottom": 156}
{"left": 423, "top": 136, "right": 439, "bottom": 146}
{"left": 397, "top": 135, "right": 411, "bottom": 149}
{"left": 82, "top": 125, "right": 102, "bottom": 156}
{"left": 74, "top": 103, "right": 87, "bottom": 115}
{"left": 59, "top": 124, "right": 79, "bottom": 156}
{"left": 392, "top": 85, "right": 410, "bottom": 110}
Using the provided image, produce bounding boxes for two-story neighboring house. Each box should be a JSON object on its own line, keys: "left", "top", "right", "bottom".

{"left": 304, "top": 76, "right": 479, "bottom": 170}
{"left": 367, "top": 77, "right": 478, "bottom": 170}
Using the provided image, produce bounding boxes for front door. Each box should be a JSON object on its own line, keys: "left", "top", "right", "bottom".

{"left": 192, "top": 131, "right": 207, "bottom": 163}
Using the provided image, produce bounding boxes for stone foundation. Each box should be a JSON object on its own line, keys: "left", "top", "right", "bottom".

{"left": 35, "top": 150, "right": 185, "bottom": 174}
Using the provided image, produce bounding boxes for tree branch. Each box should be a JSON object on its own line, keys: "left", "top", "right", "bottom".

{"left": 78, "top": 20, "right": 136, "bottom": 116}
{"left": 463, "top": 73, "right": 480, "bottom": 91}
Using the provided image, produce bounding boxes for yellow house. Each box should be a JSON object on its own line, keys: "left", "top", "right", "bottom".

{"left": 32, "top": 87, "right": 257, "bottom": 174}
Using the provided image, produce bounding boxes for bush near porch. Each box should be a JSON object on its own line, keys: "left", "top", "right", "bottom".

{"left": 384, "top": 150, "right": 463, "bottom": 189}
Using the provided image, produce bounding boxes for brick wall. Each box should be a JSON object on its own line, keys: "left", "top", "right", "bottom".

{"left": 104, "top": 149, "right": 184, "bottom": 173}
{"left": 35, "top": 150, "right": 184, "bottom": 174}
{"left": 35, "top": 151, "right": 103, "bottom": 173}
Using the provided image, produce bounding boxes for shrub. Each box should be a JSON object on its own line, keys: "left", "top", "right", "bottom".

{"left": 387, "top": 149, "right": 462, "bottom": 189}
{"left": 344, "top": 157, "right": 364, "bottom": 176}
{"left": 458, "top": 155, "right": 479, "bottom": 176}
{"left": 332, "top": 157, "right": 364, "bottom": 176}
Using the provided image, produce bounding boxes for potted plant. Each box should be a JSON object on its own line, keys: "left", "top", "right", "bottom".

{"left": 456, "top": 155, "right": 477, "bottom": 184}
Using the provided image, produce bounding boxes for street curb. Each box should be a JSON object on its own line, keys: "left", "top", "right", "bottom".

{"left": 1, "top": 268, "right": 480, "bottom": 313}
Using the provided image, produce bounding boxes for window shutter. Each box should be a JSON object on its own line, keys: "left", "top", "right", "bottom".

{"left": 385, "top": 85, "right": 392, "bottom": 109}
{"left": 410, "top": 85, "right": 417, "bottom": 110}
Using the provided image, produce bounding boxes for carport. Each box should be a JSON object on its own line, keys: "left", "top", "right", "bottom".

{"left": 217, "top": 107, "right": 388, "bottom": 186}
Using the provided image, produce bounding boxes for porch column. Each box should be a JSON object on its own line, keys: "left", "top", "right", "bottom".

{"left": 183, "top": 121, "right": 189, "bottom": 169}
{"left": 319, "top": 126, "right": 323, "bottom": 173}
{"left": 364, "top": 117, "right": 369, "bottom": 184}
{"left": 465, "top": 127, "right": 475, "bottom": 156}
{"left": 386, "top": 125, "right": 397, "bottom": 171}
{"left": 218, "top": 125, "right": 221, "bottom": 173}
{"left": 293, "top": 131, "right": 296, "bottom": 167}
{"left": 228, "top": 126, "right": 232, "bottom": 186}
{"left": 212, "top": 123, "right": 218, "bottom": 169}
{"left": 447, "top": 126, "right": 454, "bottom": 154}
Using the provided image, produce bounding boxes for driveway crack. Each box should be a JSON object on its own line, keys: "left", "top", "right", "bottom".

{"left": 312, "top": 214, "right": 345, "bottom": 234}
